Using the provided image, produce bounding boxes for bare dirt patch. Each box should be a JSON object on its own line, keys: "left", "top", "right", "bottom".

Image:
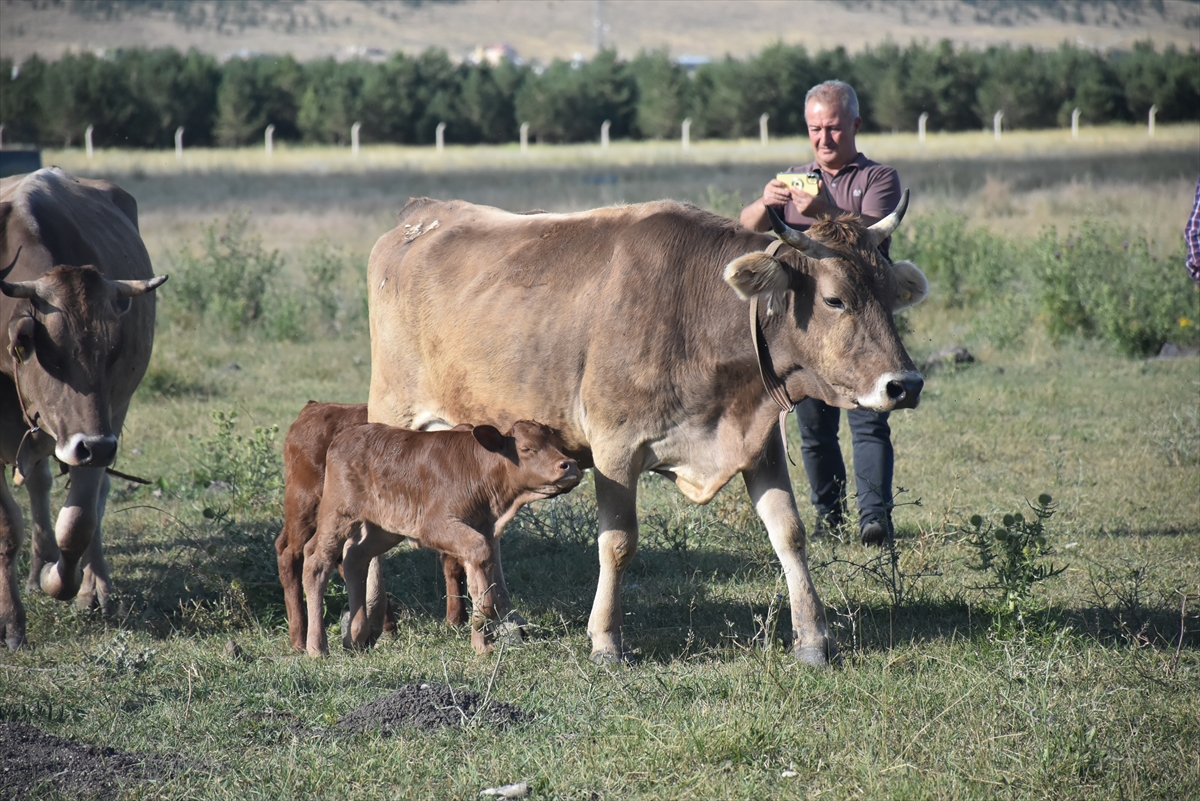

{"left": 0, "top": 721, "right": 183, "bottom": 800}
{"left": 336, "top": 683, "right": 532, "bottom": 735}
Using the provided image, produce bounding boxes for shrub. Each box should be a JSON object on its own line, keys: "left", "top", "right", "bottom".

{"left": 170, "top": 210, "right": 285, "bottom": 334}
{"left": 892, "top": 210, "right": 1018, "bottom": 308}
{"left": 1033, "top": 224, "right": 1200, "bottom": 357}
{"left": 190, "top": 410, "right": 283, "bottom": 512}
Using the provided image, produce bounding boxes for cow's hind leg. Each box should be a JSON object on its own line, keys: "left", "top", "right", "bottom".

{"left": 0, "top": 477, "right": 27, "bottom": 650}
{"left": 75, "top": 471, "right": 113, "bottom": 613}
{"left": 742, "top": 425, "right": 836, "bottom": 666}
{"left": 587, "top": 464, "right": 639, "bottom": 665}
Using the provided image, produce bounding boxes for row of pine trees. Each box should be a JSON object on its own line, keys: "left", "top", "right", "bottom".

{"left": 1, "top": 40, "right": 1196, "bottom": 149}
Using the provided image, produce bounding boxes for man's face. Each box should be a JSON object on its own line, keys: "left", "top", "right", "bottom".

{"left": 806, "top": 99, "right": 861, "bottom": 173}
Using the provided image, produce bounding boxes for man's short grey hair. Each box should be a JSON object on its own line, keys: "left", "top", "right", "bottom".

{"left": 805, "top": 80, "right": 860, "bottom": 121}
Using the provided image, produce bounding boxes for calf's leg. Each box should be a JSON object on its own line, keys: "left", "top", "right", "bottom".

{"left": 275, "top": 521, "right": 308, "bottom": 653}
{"left": 742, "top": 425, "right": 836, "bottom": 666}
{"left": 441, "top": 553, "right": 468, "bottom": 626}
{"left": 343, "top": 523, "right": 402, "bottom": 650}
{"left": 303, "top": 511, "right": 355, "bottom": 657}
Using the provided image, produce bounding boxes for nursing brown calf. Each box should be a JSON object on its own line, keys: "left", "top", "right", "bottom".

{"left": 302, "top": 420, "right": 580, "bottom": 657}
{"left": 277, "top": 402, "right": 516, "bottom": 652}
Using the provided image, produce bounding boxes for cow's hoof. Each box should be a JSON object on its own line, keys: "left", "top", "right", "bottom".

{"left": 793, "top": 642, "right": 839, "bottom": 667}
{"left": 589, "top": 649, "right": 636, "bottom": 666}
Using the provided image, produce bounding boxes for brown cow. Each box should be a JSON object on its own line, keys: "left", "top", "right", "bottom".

{"left": 302, "top": 420, "right": 580, "bottom": 656}
{"left": 276, "top": 402, "right": 528, "bottom": 652}
{"left": 367, "top": 195, "right": 928, "bottom": 665}
{"left": 1, "top": 168, "right": 166, "bottom": 649}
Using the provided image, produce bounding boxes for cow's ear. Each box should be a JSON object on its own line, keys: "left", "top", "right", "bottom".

{"left": 890, "top": 260, "right": 928, "bottom": 310}
{"left": 472, "top": 425, "right": 506, "bottom": 452}
{"left": 723, "top": 252, "right": 789, "bottom": 314}
{"left": 8, "top": 315, "right": 35, "bottom": 364}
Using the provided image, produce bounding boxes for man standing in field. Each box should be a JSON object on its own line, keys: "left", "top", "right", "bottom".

{"left": 740, "top": 79, "right": 903, "bottom": 546}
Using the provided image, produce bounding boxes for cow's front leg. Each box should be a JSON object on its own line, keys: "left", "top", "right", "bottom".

{"left": 587, "top": 466, "right": 638, "bottom": 665}
{"left": 22, "top": 457, "right": 54, "bottom": 594}
{"left": 75, "top": 470, "right": 113, "bottom": 612}
{"left": 0, "top": 476, "right": 27, "bottom": 650}
{"left": 742, "top": 424, "right": 836, "bottom": 666}
{"left": 39, "top": 466, "right": 106, "bottom": 602}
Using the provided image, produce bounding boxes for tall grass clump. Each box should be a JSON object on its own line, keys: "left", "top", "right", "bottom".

{"left": 1034, "top": 224, "right": 1200, "bottom": 357}
{"left": 166, "top": 211, "right": 366, "bottom": 341}
{"left": 895, "top": 210, "right": 1019, "bottom": 307}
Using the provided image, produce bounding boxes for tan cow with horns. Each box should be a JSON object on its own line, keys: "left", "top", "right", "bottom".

{"left": 1, "top": 168, "right": 166, "bottom": 649}
{"left": 367, "top": 193, "right": 928, "bottom": 665}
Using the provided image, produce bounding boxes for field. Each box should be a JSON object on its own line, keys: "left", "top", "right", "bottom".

{"left": 2, "top": 127, "right": 1199, "bottom": 800}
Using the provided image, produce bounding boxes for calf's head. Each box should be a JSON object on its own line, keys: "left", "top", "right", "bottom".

{"left": 2, "top": 254, "right": 166, "bottom": 467}
{"left": 472, "top": 420, "right": 581, "bottom": 498}
{"left": 724, "top": 190, "right": 928, "bottom": 412}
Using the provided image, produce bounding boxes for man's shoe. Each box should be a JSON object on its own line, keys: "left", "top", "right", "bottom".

{"left": 860, "top": 518, "right": 891, "bottom": 546}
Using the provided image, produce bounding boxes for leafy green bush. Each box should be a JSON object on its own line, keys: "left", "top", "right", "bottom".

{"left": 170, "top": 210, "right": 285, "bottom": 334}
{"left": 190, "top": 410, "right": 282, "bottom": 512}
{"left": 1033, "top": 224, "right": 1200, "bottom": 357}
{"left": 892, "top": 210, "right": 1018, "bottom": 307}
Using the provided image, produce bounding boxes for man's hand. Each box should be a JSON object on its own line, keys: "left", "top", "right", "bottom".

{"left": 739, "top": 177, "right": 833, "bottom": 231}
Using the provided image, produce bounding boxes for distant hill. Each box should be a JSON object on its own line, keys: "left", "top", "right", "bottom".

{"left": 2, "top": 0, "right": 1197, "bottom": 65}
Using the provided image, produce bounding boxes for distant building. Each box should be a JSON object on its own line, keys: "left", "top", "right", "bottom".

{"left": 470, "top": 43, "right": 520, "bottom": 66}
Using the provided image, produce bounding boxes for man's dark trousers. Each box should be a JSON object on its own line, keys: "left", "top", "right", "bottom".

{"left": 795, "top": 397, "right": 893, "bottom": 529}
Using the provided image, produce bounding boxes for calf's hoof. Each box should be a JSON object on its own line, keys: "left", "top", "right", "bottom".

{"left": 793, "top": 640, "right": 839, "bottom": 667}
{"left": 3, "top": 625, "right": 26, "bottom": 651}
{"left": 494, "top": 611, "right": 529, "bottom": 645}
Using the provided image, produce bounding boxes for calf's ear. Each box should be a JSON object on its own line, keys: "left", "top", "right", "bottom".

{"left": 472, "top": 425, "right": 506, "bottom": 452}
{"left": 890, "top": 260, "right": 928, "bottom": 310}
{"left": 723, "top": 252, "right": 789, "bottom": 314}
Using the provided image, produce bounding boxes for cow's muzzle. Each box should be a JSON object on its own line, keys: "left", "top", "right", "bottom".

{"left": 56, "top": 433, "right": 119, "bottom": 467}
{"left": 858, "top": 371, "right": 924, "bottom": 411}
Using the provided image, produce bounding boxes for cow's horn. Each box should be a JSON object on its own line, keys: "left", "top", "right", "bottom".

{"left": 765, "top": 206, "right": 839, "bottom": 260}
{"left": 0, "top": 279, "right": 40, "bottom": 300}
{"left": 111, "top": 275, "right": 169, "bottom": 297}
{"left": 867, "top": 188, "right": 910, "bottom": 245}
{"left": 0, "top": 246, "right": 21, "bottom": 281}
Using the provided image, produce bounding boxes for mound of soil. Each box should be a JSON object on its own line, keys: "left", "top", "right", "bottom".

{"left": 0, "top": 721, "right": 180, "bottom": 801}
{"left": 336, "top": 683, "right": 532, "bottom": 735}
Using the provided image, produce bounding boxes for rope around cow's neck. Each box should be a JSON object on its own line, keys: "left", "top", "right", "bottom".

{"left": 751, "top": 239, "right": 797, "bottom": 466}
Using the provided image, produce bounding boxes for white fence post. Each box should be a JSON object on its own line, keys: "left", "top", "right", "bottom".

{"left": 351, "top": 121, "right": 361, "bottom": 157}
{"left": 436, "top": 121, "right": 446, "bottom": 153}
{"left": 1148, "top": 104, "right": 1157, "bottom": 137}
{"left": 520, "top": 122, "right": 529, "bottom": 153}
{"left": 175, "top": 126, "right": 184, "bottom": 159}
{"left": 759, "top": 112, "right": 769, "bottom": 146}
{"left": 1071, "top": 108, "right": 1080, "bottom": 139}
{"left": 681, "top": 117, "right": 691, "bottom": 150}
{"left": 265, "top": 124, "right": 275, "bottom": 157}
{"left": 601, "top": 119, "right": 610, "bottom": 148}
{"left": 993, "top": 110, "right": 1003, "bottom": 141}
{"left": 918, "top": 112, "right": 928, "bottom": 143}
{"left": 85, "top": 124, "right": 94, "bottom": 159}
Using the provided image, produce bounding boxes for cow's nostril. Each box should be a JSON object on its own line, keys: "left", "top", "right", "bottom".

{"left": 886, "top": 381, "right": 907, "bottom": 401}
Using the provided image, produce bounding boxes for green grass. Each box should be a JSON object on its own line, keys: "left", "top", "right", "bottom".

{"left": 2, "top": 145, "right": 1199, "bottom": 799}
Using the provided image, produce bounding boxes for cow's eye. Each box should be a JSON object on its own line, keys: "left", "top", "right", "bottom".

{"left": 824, "top": 296, "right": 845, "bottom": 310}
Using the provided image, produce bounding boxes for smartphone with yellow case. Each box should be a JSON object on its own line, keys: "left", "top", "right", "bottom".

{"left": 775, "top": 171, "right": 820, "bottom": 195}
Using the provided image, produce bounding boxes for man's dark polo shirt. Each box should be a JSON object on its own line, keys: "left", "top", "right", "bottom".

{"left": 779, "top": 152, "right": 901, "bottom": 257}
